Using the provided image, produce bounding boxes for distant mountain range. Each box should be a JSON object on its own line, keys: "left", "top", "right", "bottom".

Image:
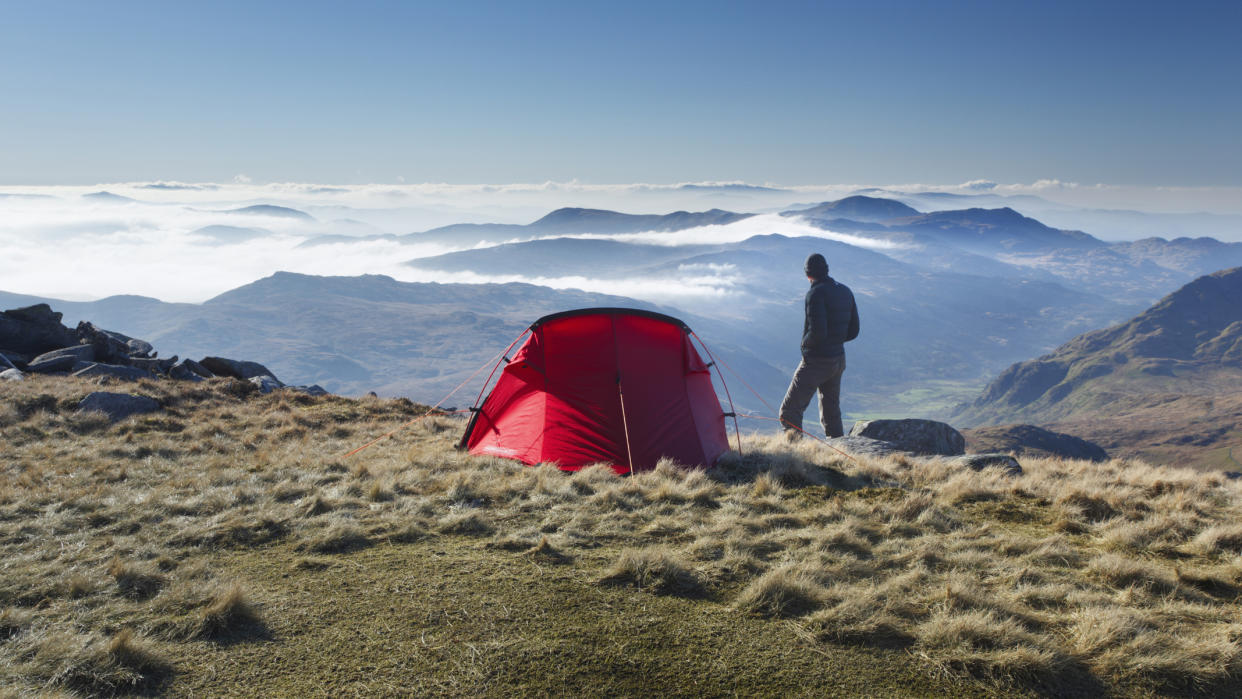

{"left": 953, "top": 267, "right": 1242, "bottom": 469}
{"left": 409, "top": 229, "right": 1128, "bottom": 417}
{"left": 784, "top": 195, "right": 920, "bottom": 222}
{"left": 224, "top": 204, "right": 316, "bottom": 221}
{"left": 0, "top": 274, "right": 785, "bottom": 408}
{"left": 301, "top": 207, "right": 753, "bottom": 247}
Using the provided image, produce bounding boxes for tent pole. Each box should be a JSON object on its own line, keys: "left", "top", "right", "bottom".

{"left": 617, "top": 381, "right": 636, "bottom": 476}
{"left": 689, "top": 331, "right": 743, "bottom": 459}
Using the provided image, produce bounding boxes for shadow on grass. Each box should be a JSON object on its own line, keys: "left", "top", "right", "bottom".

{"left": 710, "top": 448, "right": 875, "bottom": 492}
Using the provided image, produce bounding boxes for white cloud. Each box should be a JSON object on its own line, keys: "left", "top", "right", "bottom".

{"left": 4, "top": 179, "right": 1242, "bottom": 304}
{"left": 592, "top": 214, "right": 909, "bottom": 251}
{"left": 962, "top": 180, "right": 998, "bottom": 191}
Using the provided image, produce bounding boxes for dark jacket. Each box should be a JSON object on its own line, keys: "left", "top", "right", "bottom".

{"left": 801, "top": 277, "right": 860, "bottom": 358}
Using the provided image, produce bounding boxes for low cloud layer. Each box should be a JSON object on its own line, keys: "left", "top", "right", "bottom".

{"left": 3, "top": 180, "right": 1240, "bottom": 304}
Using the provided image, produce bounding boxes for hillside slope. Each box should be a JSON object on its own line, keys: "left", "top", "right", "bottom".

{"left": 954, "top": 267, "right": 1242, "bottom": 468}
{"left": 4, "top": 376, "right": 1242, "bottom": 696}
{"left": 0, "top": 274, "right": 787, "bottom": 408}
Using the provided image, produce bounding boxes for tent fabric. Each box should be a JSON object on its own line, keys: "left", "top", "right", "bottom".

{"left": 463, "top": 308, "right": 730, "bottom": 473}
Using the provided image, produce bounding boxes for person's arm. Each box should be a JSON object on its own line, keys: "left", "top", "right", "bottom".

{"left": 809, "top": 287, "right": 829, "bottom": 347}
{"left": 845, "top": 296, "right": 860, "bottom": 342}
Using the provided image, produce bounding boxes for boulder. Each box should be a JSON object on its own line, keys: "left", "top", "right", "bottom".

{"left": 0, "top": 304, "right": 76, "bottom": 355}
{"left": 73, "top": 363, "right": 151, "bottom": 381}
{"left": 30, "top": 344, "right": 95, "bottom": 366}
{"left": 951, "top": 453, "right": 1023, "bottom": 476}
{"left": 4, "top": 304, "right": 61, "bottom": 324}
{"left": 0, "top": 350, "right": 29, "bottom": 369}
{"left": 76, "top": 392, "right": 160, "bottom": 422}
{"left": 848, "top": 419, "right": 966, "bottom": 456}
{"left": 201, "top": 356, "right": 279, "bottom": 382}
{"left": 125, "top": 337, "right": 155, "bottom": 359}
{"left": 169, "top": 358, "right": 213, "bottom": 381}
{"left": 76, "top": 322, "right": 134, "bottom": 364}
{"left": 25, "top": 353, "right": 79, "bottom": 374}
{"left": 825, "top": 435, "right": 910, "bottom": 459}
{"left": 286, "top": 384, "right": 329, "bottom": 396}
{"left": 960, "top": 424, "right": 1108, "bottom": 462}
{"left": 127, "top": 356, "right": 176, "bottom": 375}
{"left": 1, "top": 368, "right": 23, "bottom": 381}
{"left": 248, "top": 375, "right": 283, "bottom": 394}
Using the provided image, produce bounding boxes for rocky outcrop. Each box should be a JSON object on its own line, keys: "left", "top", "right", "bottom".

{"left": 286, "top": 384, "right": 329, "bottom": 396}
{"left": 73, "top": 363, "right": 151, "bottom": 381}
{"left": 169, "top": 358, "right": 213, "bottom": 381}
{"left": 248, "top": 375, "right": 284, "bottom": 394}
{"left": 77, "top": 392, "right": 160, "bottom": 422}
{"left": 961, "top": 424, "right": 1108, "bottom": 461}
{"left": 76, "top": 322, "right": 141, "bottom": 364}
{"left": 848, "top": 419, "right": 966, "bottom": 456}
{"left": 828, "top": 424, "right": 1022, "bottom": 477}
{"left": 0, "top": 305, "right": 76, "bottom": 355}
{"left": 1, "top": 304, "right": 331, "bottom": 398}
{"left": 25, "top": 345, "right": 96, "bottom": 374}
{"left": 200, "top": 357, "right": 278, "bottom": 381}
{"left": 953, "top": 453, "right": 1023, "bottom": 476}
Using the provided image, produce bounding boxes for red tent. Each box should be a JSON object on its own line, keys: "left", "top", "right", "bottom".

{"left": 460, "top": 308, "right": 733, "bottom": 474}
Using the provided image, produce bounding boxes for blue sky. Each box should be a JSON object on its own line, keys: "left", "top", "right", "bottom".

{"left": 1, "top": 0, "right": 1238, "bottom": 186}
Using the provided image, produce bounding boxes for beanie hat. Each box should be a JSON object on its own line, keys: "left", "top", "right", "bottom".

{"left": 804, "top": 253, "right": 828, "bottom": 279}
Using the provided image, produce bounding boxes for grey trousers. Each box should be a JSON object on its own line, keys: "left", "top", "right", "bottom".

{"left": 779, "top": 355, "right": 846, "bottom": 438}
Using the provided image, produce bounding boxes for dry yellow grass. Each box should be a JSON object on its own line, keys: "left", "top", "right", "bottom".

{"left": 2, "top": 375, "right": 1242, "bottom": 695}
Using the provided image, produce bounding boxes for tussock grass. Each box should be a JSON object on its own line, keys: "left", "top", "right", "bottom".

{"left": 295, "top": 521, "right": 370, "bottom": 554}
{"left": 193, "top": 583, "right": 261, "bottom": 640}
{"left": 733, "top": 563, "right": 827, "bottom": 617}
{"left": 108, "top": 557, "right": 166, "bottom": 600}
{"left": 4, "top": 376, "right": 1242, "bottom": 694}
{"left": 436, "top": 510, "right": 495, "bottom": 536}
{"left": 599, "top": 548, "right": 703, "bottom": 595}
{"left": 9, "top": 628, "right": 170, "bottom": 694}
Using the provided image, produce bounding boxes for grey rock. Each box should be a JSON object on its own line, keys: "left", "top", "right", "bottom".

{"left": 126, "top": 338, "right": 155, "bottom": 359}
{"left": 169, "top": 358, "right": 213, "bottom": 381}
{"left": 952, "top": 453, "right": 1023, "bottom": 476}
{"left": 127, "top": 356, "right": 176, "bottom": 375}
{"left": 76, "top": 322, "right": 133, "bottom": 364}
{"left": 286, "top": 384, "right": 328, "bottom": 396}
{"left": 961, "top": 424, "right": 1108, "bottom": 462}
{"left": 849, "top": 419, "right": 966, "bottom": 456}
{"left": 825, "top": 435, "right": 909, "bottom": 458}
{"left": 201, "top": 356, "right": 279, "bottom": 382}
{"left": 25, "top": 353, "right": 78, "bottom": 374}
{"left": 30, "top": 344, "right": 95, "bottom": 366}
{"left": 248, "top": 375, "right": 284, "bottom": 394}
{"left": 1, "top": 368, "right": 24, "bottom": 381}
{"left": 73, "top": 363, "right": 151, "bottom": 381}
{"left": 76, "top": 392, "right": 160, "bottom": 422}
{"left": 4, "top": 304, "right": 62, "bottom": 324}
{"left": 0, "top": 350, "right": 30, "bottom": 369}
{"left": 0, "top": 304, "right": 76, "bottom": 355}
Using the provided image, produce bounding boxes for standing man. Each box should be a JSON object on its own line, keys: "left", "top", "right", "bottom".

{"left": 779, "top": 253, "right": 860, "bottom": 438}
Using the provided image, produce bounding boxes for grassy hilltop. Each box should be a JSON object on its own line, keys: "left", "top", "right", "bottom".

{"left": 3, "top": 377, "right": 1242, "bottom": 696}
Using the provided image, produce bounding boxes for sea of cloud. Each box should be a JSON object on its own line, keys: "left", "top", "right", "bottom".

{"left": 2, "top": 180, "right": 1239, "bottom": 304}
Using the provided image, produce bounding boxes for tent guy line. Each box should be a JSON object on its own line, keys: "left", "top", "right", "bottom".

{"left": 340, "top": 330, "right": 529, "bottom": 459}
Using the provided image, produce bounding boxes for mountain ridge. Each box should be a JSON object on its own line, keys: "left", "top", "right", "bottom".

{"left": 953, "top": 267, "right": 1242, "bottom": 468}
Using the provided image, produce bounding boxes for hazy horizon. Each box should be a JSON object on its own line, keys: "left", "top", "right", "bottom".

{"left": 4, "top": 178, "right": 1242, "bottom": 304}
